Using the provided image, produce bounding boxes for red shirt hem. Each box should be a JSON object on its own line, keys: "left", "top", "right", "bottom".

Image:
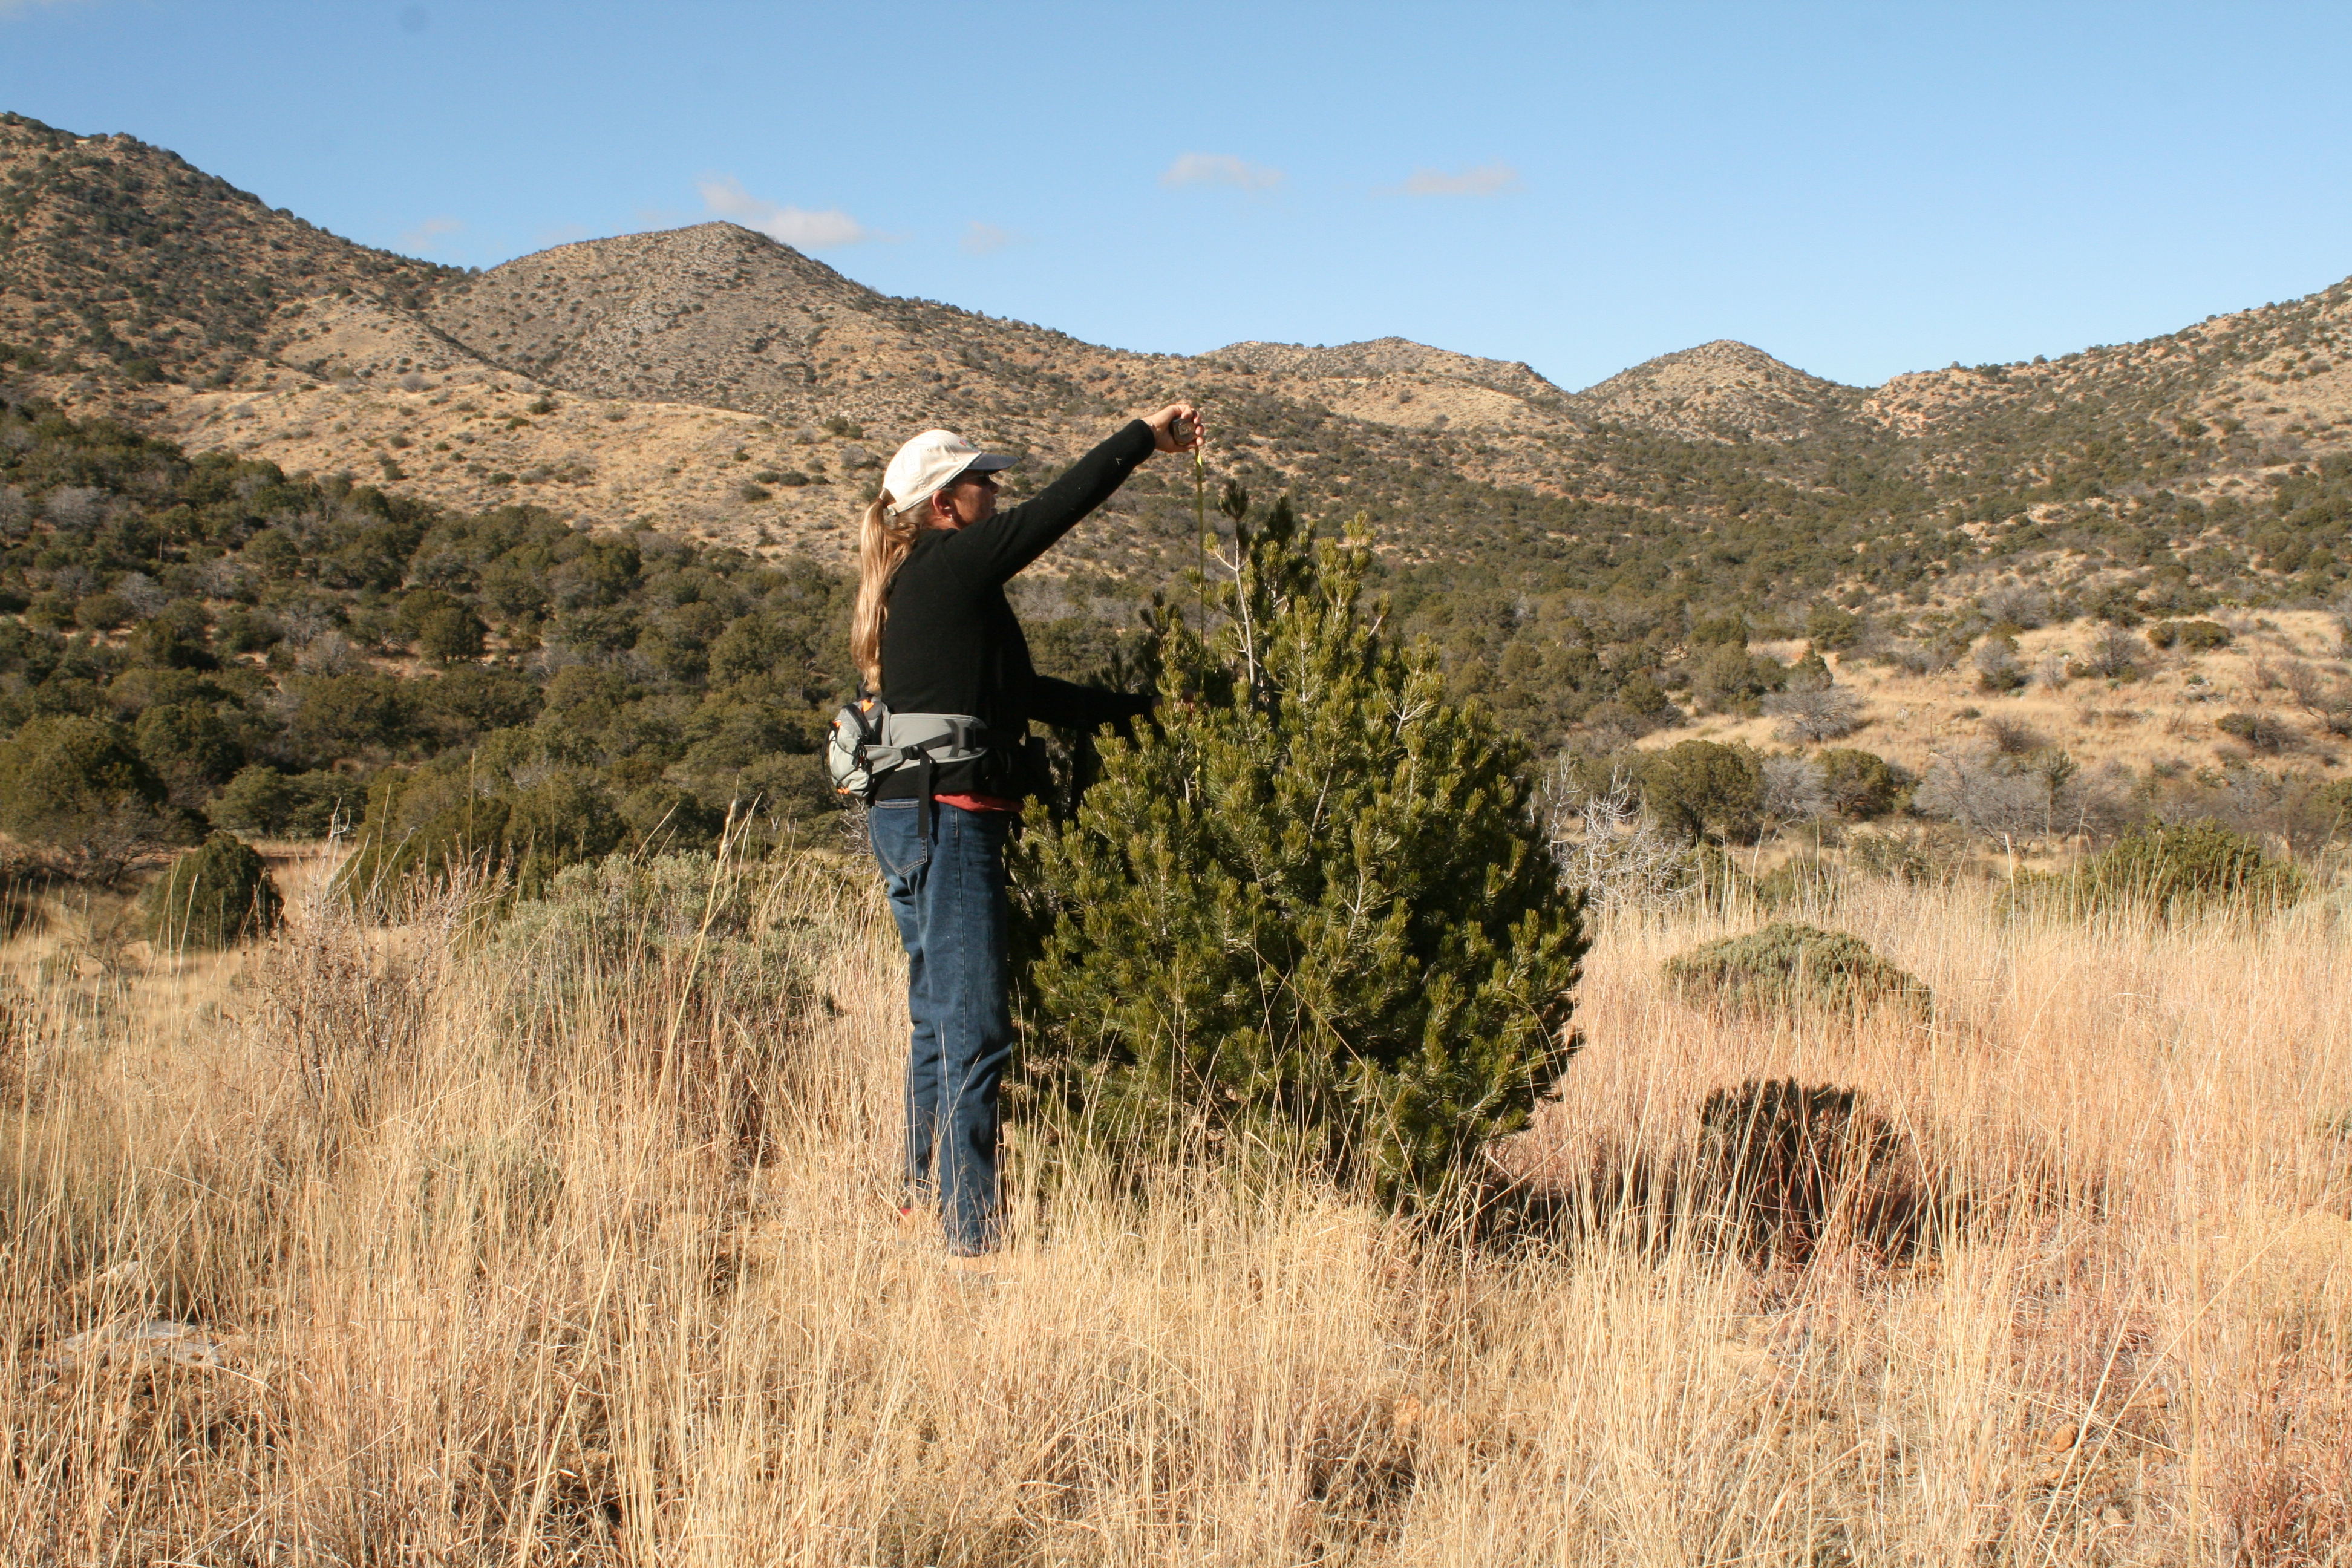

{"left": 932, "top": 792, "right": 1023, "bottom": 814}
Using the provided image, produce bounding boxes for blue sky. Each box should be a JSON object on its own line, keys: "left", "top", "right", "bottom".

{"left": 5, "top": 1, "right": 2351, "bottom": 392}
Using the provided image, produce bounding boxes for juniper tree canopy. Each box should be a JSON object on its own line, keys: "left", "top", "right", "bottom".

{"left": 1012, "top": 495, "right": 1587, "bottom": 1200}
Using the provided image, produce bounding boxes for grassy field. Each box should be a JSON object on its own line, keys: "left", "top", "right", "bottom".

{"left": 2, "top": 849, "right": 2348, "bottom": 1566}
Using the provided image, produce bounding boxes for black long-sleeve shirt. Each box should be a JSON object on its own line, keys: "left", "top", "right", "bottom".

{"left": 875, "top": 419, "right": 1158, "bottom": 799}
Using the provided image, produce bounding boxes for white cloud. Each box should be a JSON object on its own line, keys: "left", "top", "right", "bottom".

{"left": 961, "top": 221, "right": 1014, "bottom": 256}
{"left": 1160, "top": 152, "right": 1284, "bottom": 192}
{"left": 400, "top": 215, "right": 463, "bottom": 252}
{"left": 699, "top": 175, "right": 878, "bottom": 249}
{"left": 1383, "top": 162, "right": 1522, "bottom": 197}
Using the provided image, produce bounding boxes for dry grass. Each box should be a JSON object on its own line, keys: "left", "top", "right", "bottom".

{"left": 4, "top": 854, "right": 2350, "bottom": 1565}
{"left": 1690, "top": 612, "right": 2350, "bottom": 785}
{"left": 125, "top": 364, "right": 847, "bottom": 565}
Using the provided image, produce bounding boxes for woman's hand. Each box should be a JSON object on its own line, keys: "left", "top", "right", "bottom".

{"left": 1144, "top": 402, "right": 1205, "bottom": 455}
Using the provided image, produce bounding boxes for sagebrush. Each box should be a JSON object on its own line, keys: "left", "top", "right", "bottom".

{"left": 1663, "top": 920, "right": 1932, "bottom": 1019}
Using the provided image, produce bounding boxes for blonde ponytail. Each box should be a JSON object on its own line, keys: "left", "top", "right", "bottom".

{"left": 852, "top": 489, "right": 924, "bottom": 691}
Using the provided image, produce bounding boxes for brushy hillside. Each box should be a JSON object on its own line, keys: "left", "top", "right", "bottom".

{"left": 2, "top": 110, "right": 2348, "bottom": 963}
{"left": 5, "top": 387, "right": 2347, "bottom": 909}
{"left": 2, "top": 849, "right": 2347, "bottom": 1563}
{"left": 0, "top": 112, "right": 456, "bottom": 388}
{"left": 6, "top": 106, "right": 2346, "bottom": 797}
{"left": 0, "top": 393, "right": 858, "bottom": 879}
{"left": 8, "top": 105, "right": 2352, "bottom": 609}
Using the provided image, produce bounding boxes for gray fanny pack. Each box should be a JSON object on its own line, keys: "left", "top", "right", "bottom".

{"left": 826, "top": 699, "right": 996, "bottom": 832}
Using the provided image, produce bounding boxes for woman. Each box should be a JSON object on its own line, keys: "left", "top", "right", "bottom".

{"left": 855, "top": 403, "right": 1203, "bottom": 1259}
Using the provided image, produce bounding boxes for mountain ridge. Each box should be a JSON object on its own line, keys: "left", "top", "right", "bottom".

{"left": 4, "top": 109, "right": 2350, "bottom": 604}
{"left": 1573, "top": 339, "right": 1863, "bottom": 444}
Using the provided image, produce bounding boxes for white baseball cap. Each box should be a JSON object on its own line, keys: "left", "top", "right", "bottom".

{"left": 882, "top": 429, "right": 1017, "bottom": 516}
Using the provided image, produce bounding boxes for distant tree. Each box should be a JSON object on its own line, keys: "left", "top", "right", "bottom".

{"left": 2217, "top": 711, "right": 2299, "bottom": 754}
{"left": 215, "top": 606, "right": 284, "bottom": 655}
{"left": 280, "top": 672, "right": 411, "bottom": 766}
{"left": 416, "top": 603, "right": 488, "bottom": 664}
{"left": 2088, "top": 583, "right": 2147, "bottom": 627}
{"left": 1689, "top": 612, "right": 1751, "bottom": 648}
{"left": 411, "top": 666, "right": 540, "bottom": 740}
{"left": 1618, "top": 671, "right": 1674, "bottom": 717}
{"left": 2010, "top": 820, "right": 2307, "bottom": 924}
{"left": 0, "top": 715, "right": 188, "bottom": 880}
{"left": 243, "top": 529, "right": 302, "bottom": 580}
{"left": 1638, "top": 740, "right": 1766, "bottom": 844}
{"left": 75, "top": 592, "right": 134, "bottom": 632}
{"left": 133, "top": 701, "right": 244, "bottom": 804}
{"left": 338, "top": 762, "right": 629, "bottom": 908}
{"left": 1803, "top": 604, "right": 1862, "bottom": 650}
{"left": 210, "top": 765, "right": 354, "bottom": 840}
{"left": 123, "top": 607, "right": 214, "bottom": 671}
{"left": 1973, "top": 635, "right": 2028, "bottom": 693}
{"left": 1815, "top": 748, "right": 1907, "bottom": 819}
{"left": 2146, "top": 619, "right": 2232, "bottom": 653}
{"left": 2068, "top": 627, "right": 2146, "bottom": 682}
{"left": 1692, "top": 642, "right": 1786, "bottom": 714}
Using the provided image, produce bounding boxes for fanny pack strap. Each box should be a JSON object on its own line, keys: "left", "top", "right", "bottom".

{"left": 860, "top": 713, "right": 995, "bottom": 828}
{"left": 866, "top": 713, "right": 991, "bottom": 777}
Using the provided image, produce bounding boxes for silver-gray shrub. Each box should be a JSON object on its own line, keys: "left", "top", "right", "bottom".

{"left": 2073, "top": 627, "right": 2146, "bottom": 681}
{"left": 1913, "top": 755, "right": 2052, "bottom": 841}
{"left": 1973, "top": 638, "right": 2025, "bottom": 691}
{"left": 1913, "top": 750, "right": 2130, "bottom": 843}
{"left": 42, "top": 485, "right": 108, "bottom": 531}
{"left": 114, "top": 572, "right": 169, "bottom": 620}
{"left": 1760, "top": 754, "right": 1830, "bottom": 825}
{"left": 1981, "top": 583, "right": 2053, "bottom": 629}
{"left": 1544, "top": 761, "right": 1697, "bottom": 919}
{"left": 1764, "top": 685, "right": 1861, "bottom": 743}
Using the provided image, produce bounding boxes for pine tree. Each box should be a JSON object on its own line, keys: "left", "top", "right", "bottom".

{"left": 1011, "top": 494, "right": 1587, "bottom": 1200}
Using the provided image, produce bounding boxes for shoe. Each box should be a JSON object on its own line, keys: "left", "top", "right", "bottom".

{"left": 942, "top": 1245, "right": 1030, "bottom": 1278}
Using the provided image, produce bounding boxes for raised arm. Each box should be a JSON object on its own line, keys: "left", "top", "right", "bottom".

{"left": 926, "top": 405, "right": 1203, "bottom": 584}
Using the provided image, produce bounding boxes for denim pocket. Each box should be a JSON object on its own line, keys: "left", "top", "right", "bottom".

{"left": 867, "top": 801, "right": 930, "bottom": 880}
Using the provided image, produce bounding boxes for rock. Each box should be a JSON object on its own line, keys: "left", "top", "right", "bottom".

{"left": 40, "top": 1318, "right": 239, "bottom": 1383}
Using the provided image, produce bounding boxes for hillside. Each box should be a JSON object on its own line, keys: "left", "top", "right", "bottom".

{"left": 0, "top": 113, "right": 456, "bottom": 388}
{"left": 1573, "top": 339, "right": 1863, "bottom": 443}
{"left": 2, "top": 109, "right": 2349, "bottom": 783}
{"left": 7, "top": 106, "right": 2348, "bottom": 622}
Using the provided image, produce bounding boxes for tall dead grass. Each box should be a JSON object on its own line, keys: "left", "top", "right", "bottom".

{"left": 2, "top": 852, "right": 2348, "bottom": 1565}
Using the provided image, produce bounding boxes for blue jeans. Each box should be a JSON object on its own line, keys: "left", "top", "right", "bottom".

{"left": 868, "top": 799, "right": 1014, "bottom": 1255}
